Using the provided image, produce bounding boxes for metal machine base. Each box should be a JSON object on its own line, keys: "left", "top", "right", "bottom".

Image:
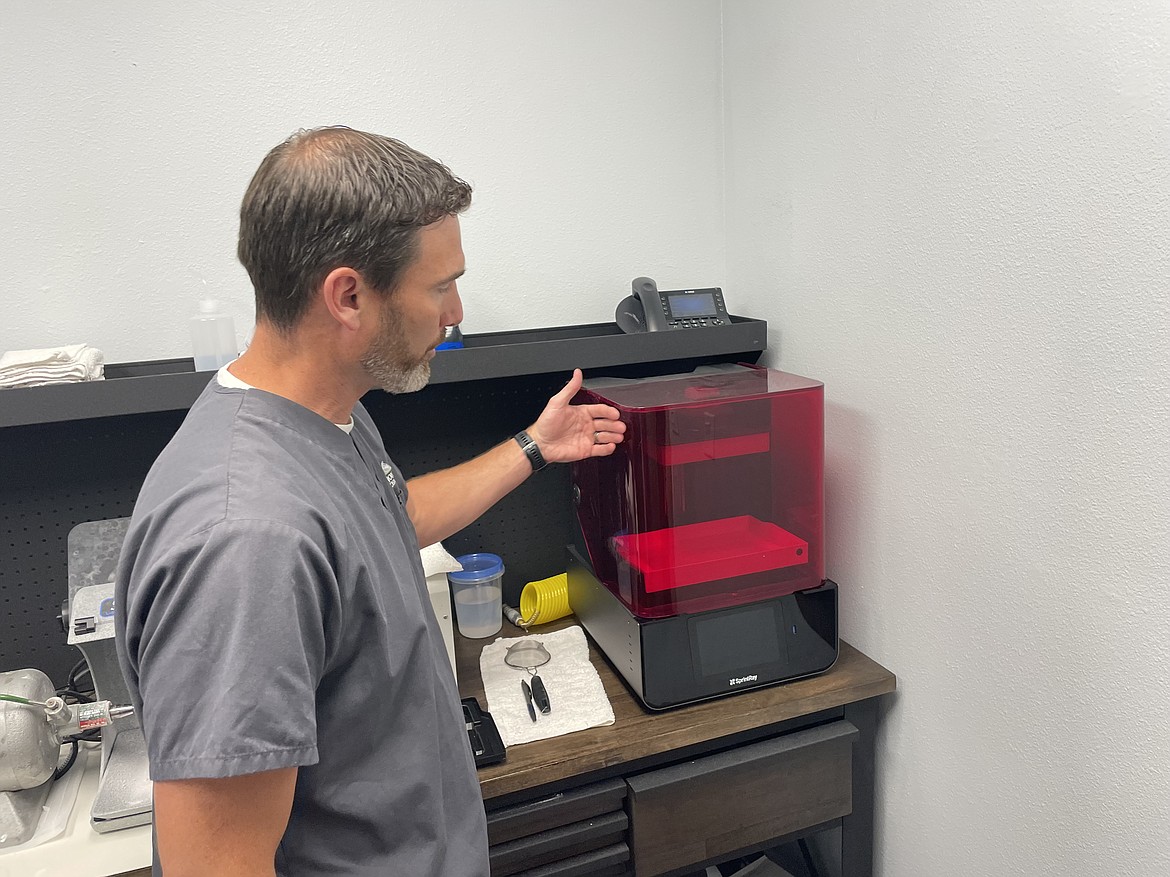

{"left": 0, "top": 781, "right": 52, "bottom": 848}
{"left": 91, "top": 723, "right": 152, "bottom": 833}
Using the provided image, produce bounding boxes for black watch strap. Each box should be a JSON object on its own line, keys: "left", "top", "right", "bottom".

{"left": 514, "top": 430, "right": 548, "bottom": 472}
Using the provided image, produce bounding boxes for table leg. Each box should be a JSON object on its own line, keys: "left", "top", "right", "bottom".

{"left": 841, "top": 697, "right": 878, "bottom": 877}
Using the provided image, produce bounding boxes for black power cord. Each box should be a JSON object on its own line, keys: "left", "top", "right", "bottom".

{"left": 49, "top": 657, "right": 102, "bottom": 779}
{"left": 52, "top": 739, "right": 80, "bottom": 781}
{"left": 62, "top": 658, "right": 95, "bottom": 700}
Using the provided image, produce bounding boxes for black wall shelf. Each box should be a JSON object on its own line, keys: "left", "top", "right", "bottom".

{"left": 0, "top": 318, "right": 767, "bottom": 428}
{"left": 1, "top": 316, "right": 767, "bottom": 682}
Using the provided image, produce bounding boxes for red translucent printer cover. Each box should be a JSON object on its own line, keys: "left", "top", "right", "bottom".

{"left": 571, "top": 364, "right": 824, "bottom": 619}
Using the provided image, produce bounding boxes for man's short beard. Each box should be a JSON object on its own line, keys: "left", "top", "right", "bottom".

{"left": 360, "top": 289, "right": 450, "bottom": 394}
{"left": 362, "top": 350, "right": 431, "bottom": 394}
{"left": 360, "top": 303, "right": 436, "bottom": 394}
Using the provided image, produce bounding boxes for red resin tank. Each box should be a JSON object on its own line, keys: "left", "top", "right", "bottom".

{"left": 571, "top": 364, "right": 824, "bottom": 619}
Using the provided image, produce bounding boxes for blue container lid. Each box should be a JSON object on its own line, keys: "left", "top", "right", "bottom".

{"left": 449, "top": 553, "right": 505, "bottom": 584}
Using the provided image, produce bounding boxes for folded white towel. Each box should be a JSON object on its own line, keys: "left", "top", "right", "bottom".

{"left": 0, "top": 345, "right": 105, "bottom": 389}
{"left": 480, "top": 625, "right": 615, "bottom": 747}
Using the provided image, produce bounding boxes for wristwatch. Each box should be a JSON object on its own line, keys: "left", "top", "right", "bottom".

{"left": 514, "top": 430, "right": 548, "bottom": 472}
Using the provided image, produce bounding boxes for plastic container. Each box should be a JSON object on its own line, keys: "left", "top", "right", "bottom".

{"left": 191, "top": 299, "right": 237, "bottom": 371}
{"left": 448, "top": 553, "right": 504, "bottom": 638}
{"left": 436, "top": 324, "right": 464, "bottom": 350}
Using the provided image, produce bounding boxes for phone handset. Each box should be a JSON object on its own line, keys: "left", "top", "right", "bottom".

{"left": 615, "top": 276, "right": 671, "bottom": 333}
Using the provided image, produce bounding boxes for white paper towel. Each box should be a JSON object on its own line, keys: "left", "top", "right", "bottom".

{"left": 420, "top": 541, "right": 463, "bottom": 577}
{"left": 480, "top": 625, "right": 614, "bottom": 746}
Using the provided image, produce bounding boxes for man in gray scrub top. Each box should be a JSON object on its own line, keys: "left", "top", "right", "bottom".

{"left": 114, "top": 127, "right": 626, "bottom": 877}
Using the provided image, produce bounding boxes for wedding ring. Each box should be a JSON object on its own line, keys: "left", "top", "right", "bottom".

{"left": 594, "top": 431, "right": 601, "bottom": 444}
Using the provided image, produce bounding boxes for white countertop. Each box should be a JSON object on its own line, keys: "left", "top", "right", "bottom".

{"left": 0, "top": 748, "right": 152, "bottom": 877}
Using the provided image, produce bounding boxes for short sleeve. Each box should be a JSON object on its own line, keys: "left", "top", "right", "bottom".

{"left": 129, "top": 519, "right": 336, "bottom": 780}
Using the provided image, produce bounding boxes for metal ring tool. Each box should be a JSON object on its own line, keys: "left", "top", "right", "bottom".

{"left": 504, "top": 640, "right": 552, "bottom": 721}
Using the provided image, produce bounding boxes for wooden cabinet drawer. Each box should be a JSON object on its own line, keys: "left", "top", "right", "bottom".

{"left": 487, "top": 778, "right": 627, "bottom": 846}
{"left": 625, "top": 720, "right": 858, "bottom": 876}
{"left": 490, "top": 812, "right": 628, "bottom": 876}
{"left": 507, "top": 842, "right": 630, "bottom": 877}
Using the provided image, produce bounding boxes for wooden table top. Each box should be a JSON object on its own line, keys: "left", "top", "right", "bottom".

{"left": 456, "top": 621, "right": 896, "bottom": 801}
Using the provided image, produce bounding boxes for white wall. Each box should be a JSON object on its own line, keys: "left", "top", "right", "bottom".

{"left": 0, "top": 1, "right": 725, "bottom": 362}
{"left": 6, "top": 2, "right": 1169, "bottom": 874}
{"left": 723, "top": 1, "right": 1170, "bottom": 875}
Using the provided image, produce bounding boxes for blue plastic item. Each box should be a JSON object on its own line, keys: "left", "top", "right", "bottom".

{"left": 449, "top": 553, "right": 504, "bottom": 584}
{"left": 436, "top": 325, "right": 464, "bottom": 350}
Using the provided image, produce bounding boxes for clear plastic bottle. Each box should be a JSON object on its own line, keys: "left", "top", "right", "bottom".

{"left": 190, "top": 300, "right": 237, "bottom": 371}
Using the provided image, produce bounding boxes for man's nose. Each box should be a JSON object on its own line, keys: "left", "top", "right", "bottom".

{"left": 445, "top": 285, "right": 464, "bottom": 327}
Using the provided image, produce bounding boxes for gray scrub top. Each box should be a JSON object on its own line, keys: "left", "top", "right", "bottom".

{"left": 116, "top": 379, "right": 489, "bottom": 876}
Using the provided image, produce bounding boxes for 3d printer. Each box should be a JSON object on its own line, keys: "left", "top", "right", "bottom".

{"left": 567, "top": 364, "right": 838, "bottom": 710}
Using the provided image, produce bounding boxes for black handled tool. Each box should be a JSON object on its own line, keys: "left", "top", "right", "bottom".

{"left": 530, "top": 674, "right": 551, "bottom": 714}
{"left": 506, "top": 639, "right": 553, "bottom": 721}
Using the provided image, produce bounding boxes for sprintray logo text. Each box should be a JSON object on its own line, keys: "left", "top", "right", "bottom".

{"left": 729, "top": 674, "right": 759, "bottom": 686}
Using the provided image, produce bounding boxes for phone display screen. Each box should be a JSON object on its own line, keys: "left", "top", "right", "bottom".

{"left": 666, "top": 292, "right": 718, "bottom": 318}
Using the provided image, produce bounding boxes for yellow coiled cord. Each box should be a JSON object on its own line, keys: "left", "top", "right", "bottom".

{"left": 515, "top": 572, "right": 572, "bottom": 627}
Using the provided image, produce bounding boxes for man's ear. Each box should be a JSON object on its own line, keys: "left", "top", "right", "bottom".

{"left": 321, "top": 267, "right": 369, "bottom": 333}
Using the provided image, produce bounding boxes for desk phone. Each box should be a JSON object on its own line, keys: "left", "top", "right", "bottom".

{"left": 615, "top": 277, "right": 731, "bottom": 332}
